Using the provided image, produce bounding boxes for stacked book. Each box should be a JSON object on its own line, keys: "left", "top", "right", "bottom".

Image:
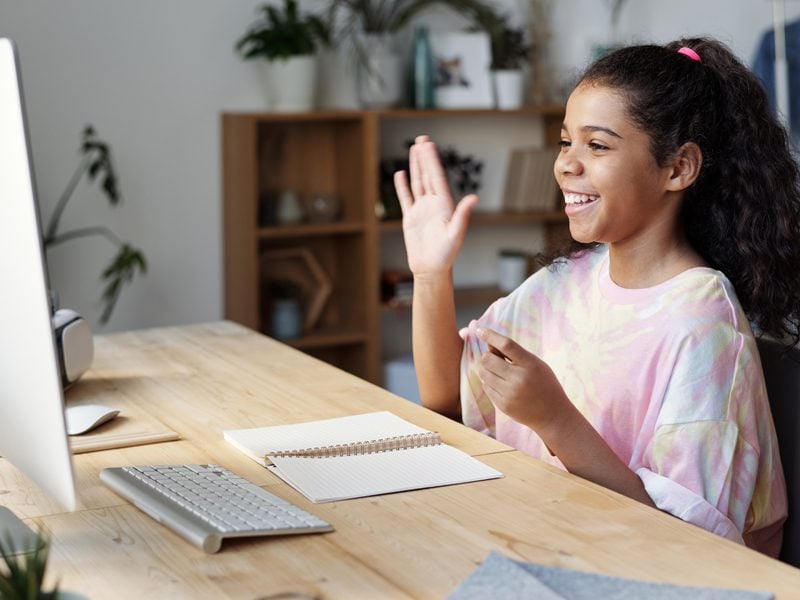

{"left": 501, "top": 147, "right": 560, "bottom": 212}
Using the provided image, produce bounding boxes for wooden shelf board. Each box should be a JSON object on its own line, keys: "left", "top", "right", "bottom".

{"left": 260, "top": 221, "right": 366, "bottom": 239}
{"left": 285, "top": 328, "right": 368, "bottom": 350}
{"left": 379, "top": 210, "right": 565, "bottom": 232}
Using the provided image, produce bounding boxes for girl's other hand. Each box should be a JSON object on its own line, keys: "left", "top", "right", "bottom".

{"left": 393, "top": 135, "right": 478, "bottom": 276}
{"left": 476, "top": 327, "right": 572, "bottom": 436}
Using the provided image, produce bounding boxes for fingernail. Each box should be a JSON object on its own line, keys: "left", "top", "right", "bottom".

{"left": 476, "top": 327, "right": 485, "bottom": 338}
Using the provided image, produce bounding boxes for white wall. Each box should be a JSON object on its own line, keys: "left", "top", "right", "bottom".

{"left": 0, "top": 0, "right": 795, "bottom": 332}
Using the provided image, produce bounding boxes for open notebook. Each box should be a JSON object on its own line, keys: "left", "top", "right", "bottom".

{"left": 223, "top": 411, "right": 503, "bottom": 503}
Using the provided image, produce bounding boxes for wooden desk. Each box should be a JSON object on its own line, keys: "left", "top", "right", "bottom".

{"left": 2, "top": 321, "right": 799, "bottom": 599}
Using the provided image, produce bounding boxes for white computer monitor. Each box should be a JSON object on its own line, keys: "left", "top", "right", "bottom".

{"left": 0, "top": 38, "right": 77, "bottom": 536}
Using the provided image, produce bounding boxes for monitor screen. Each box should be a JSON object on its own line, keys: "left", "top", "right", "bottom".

{"left": 0, "top": 38, "right": 76, "bottom": 513}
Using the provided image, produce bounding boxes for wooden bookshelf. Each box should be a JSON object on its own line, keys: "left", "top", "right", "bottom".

{"left": 222, "top": 108, "right": 566, "bottom": 384}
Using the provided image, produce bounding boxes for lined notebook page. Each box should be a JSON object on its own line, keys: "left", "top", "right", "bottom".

{"left": 223, "top": 411, "right": 503, "bottom": 502}
{"left": 269, "top": 444, "right": 502, "bottom": 503}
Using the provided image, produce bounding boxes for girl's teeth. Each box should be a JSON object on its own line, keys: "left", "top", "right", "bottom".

{"left": 564, "top": 193, "right": 598, "bottom": 205}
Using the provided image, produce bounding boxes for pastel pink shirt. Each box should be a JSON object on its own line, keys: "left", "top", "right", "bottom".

{"left": 460, "top": 246, "right": 787, "bottom": 555}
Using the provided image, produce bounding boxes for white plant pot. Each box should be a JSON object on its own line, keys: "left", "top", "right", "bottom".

{"left": 357, "top": 33, "right": 403, "bottom": 109}
{"left": 493, "top": 69, "right": 524, "bottom": 110}
{"left": 262, "top": 55, "right": 317, "bottom": 112}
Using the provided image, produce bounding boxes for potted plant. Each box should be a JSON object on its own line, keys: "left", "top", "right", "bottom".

{"left": 235, "top": 0, "right": 330, "bottom": 111}
{"left": 44, "top": 126, "right": 147, "bottom": 326}
{"left": 466, "top": 6, "right": 532, "bottom": 109}
{"left": 323, "top": 0, "right": 499, "bottom": 108}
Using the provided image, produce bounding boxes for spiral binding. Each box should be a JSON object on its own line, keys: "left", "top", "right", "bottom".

{"left": 265, "top": 432, "right": 442, "bottom": 461}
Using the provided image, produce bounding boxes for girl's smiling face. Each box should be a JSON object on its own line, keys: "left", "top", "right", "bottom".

{"left": 555, "top": 83, "right": 682, "bottom": 248}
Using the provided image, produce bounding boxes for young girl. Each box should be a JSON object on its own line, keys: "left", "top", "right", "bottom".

{"left": 393, "top": 37, "right": 800, "bottom": 557}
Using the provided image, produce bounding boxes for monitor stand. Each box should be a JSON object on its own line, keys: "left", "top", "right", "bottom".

{"left": 0, "top": 506, "right": 42, "bottom": 555}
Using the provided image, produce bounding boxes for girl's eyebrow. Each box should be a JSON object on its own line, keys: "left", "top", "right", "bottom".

{"left": 561, "top": 123, "right": 623, "bottom": 139}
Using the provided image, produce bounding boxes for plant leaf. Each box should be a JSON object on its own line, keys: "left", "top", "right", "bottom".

{"left": 99, "top": 244, "right": 148, "bottom": 324}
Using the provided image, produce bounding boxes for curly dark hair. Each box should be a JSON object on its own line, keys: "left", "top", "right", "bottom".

{"left": 548, "top": 37, "right": 800, "bottom": 346}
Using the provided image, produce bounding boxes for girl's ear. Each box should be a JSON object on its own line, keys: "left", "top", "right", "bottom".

{"left": 666, "top": 142, "right": 703, "bottom": 191}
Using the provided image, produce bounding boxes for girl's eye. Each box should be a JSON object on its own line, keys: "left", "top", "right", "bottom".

{"left": 558, "top": 139, "right": 571, "bottom": 149}
{"left": 588, "top": 142, "right": 609, "bottom": 151}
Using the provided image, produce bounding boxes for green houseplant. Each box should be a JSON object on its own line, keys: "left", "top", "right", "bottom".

{"left": 235, "top": 0, "right": 330, "bottom": 111}
{"left": 235, "top": 0, "right": 329, "bottom": 61}
{"left": 44, "top": 126, "right": 147, "bottom": 325}
{"left": 0, "top": 530, "right": 60, "bottom": 599}
{"left": 467, "top": 8, "right": 532, "bottom": 108}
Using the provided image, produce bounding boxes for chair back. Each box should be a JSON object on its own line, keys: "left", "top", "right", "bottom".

{"left": 757, "top": 337, "right": 800, "bottom": 567}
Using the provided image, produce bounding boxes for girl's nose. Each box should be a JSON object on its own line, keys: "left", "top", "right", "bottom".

{"left": 554, "top": 147, "right": 583, "bottom": 177}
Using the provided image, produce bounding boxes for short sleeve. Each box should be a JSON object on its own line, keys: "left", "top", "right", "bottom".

{"left": 636, "top": 419, "right": 759, "bottom": 543}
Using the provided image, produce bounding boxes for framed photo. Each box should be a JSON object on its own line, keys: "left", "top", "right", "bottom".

{"left": 429, "top": 31, "right": 493, "bottom": 109}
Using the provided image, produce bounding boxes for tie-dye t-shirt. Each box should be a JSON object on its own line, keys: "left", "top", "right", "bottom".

{"left": 460, "top": 245, "right": 787, "bottom": 556}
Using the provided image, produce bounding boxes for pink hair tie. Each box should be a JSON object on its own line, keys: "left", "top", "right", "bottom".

{"left": 678, "top": 47, "right": 701, "bottom": 63}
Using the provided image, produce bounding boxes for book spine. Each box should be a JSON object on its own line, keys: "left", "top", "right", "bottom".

{"left": 268, "top": 432, "right": 442, "bottom": 460}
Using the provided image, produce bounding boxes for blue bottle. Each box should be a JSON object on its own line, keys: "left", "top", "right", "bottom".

{"left": 412, "top": 26, "right": 435, "bottom": 109}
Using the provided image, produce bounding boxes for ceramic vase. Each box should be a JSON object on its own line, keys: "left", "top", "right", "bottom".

{"left": 493, "top": 69, "right": 524, "bottom": 110}
{"left": 357, "top": 34, "right": 403, "bottom": 109}
{"left": 262, "top": 55, "right": 317, "bottom": 112}
{"left": 271, "top": 299, "right": 303, "bottom": 340}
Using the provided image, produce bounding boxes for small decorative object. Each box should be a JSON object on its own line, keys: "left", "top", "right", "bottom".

{"left": 266, "top": 279, "right": 304, "bottom": 340}
{"left": 276, "top": 190, "right": 305, "bottom": 225}
{"left": 438, "top": 144, "right": 484, "bottom": 196}
{"left": 497, "top": 249, "right": 530, "bottom": 293}
{"left": 306, "top": 192, "right": 340, "bottom": 223}
{"left": 43, "top": 126, "right": 147, "bottom": 325}
{"left": 429, "top": 31, "right": 494, "bottom": 109}
{"left": 412, "top": 25, "right": 435, "bottom": 109}
{"left": 235, "top": 0, "right": 329, "bottom": 111}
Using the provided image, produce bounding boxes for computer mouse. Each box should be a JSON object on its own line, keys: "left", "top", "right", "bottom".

{"left": 65, "top": 404, "right": 120, "bottom": 435}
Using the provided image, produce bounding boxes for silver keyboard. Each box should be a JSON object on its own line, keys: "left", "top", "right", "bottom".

{"left": 100, "top": 464, "right": 333, "bottom": 553}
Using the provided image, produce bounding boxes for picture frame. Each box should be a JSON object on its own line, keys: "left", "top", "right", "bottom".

{"left": 429, "top": 31, "right": 493, "bottom": 109}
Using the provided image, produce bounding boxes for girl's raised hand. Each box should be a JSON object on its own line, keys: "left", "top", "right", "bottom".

{"left": 393, "top": 136, "right": 478, "bottom": 276}
{"left": 476, "top": 328, "right": 572, "bottom": 436}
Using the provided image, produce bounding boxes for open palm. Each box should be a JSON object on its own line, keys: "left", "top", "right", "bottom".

{"left": 393, "top": 136, "right": 478, "bottom": 275}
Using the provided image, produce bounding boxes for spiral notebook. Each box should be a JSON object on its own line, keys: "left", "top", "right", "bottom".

{"left": 223, "top": 412, "right": 503, "bottom": 503}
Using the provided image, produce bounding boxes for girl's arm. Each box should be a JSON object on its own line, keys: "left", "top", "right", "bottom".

{"left": 393, "top": 136, "right": 478, "bottom": 418}
{"left": 477, "top": 328, "right": 657, "bottom": 507}
{"left": 411, "top": 271, "right": 463, "bottom": 419}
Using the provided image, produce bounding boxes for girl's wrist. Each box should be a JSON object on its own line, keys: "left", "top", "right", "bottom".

{"left": 534, "top": 396, "right": 583, "bottom": 455}
{"left": 412, "top": 270, "right": 453, "bottom": 286}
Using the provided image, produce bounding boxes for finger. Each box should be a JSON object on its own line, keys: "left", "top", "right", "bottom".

{"left": 418, "top": 141, "right": 437, "bottom": 197}
{"left": 418, "top": 141, "right": 451, "bottom": 199}
{"left": 477, "top": 328, "right": 522, "bottom": 363}
{"left": 393, "top": 170, "right": 414, "bottom": 214}
{"left": 409, "top": 143, "right": 425, "bottom": 199}
{"left": 448, "top": 193, "right": 478, "bottom": 243}
{"left": 415, "top": 134, "right": 431, "bottom": 144}
{"left": 479, "top": 375, "right": 504, "bottom": 405}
